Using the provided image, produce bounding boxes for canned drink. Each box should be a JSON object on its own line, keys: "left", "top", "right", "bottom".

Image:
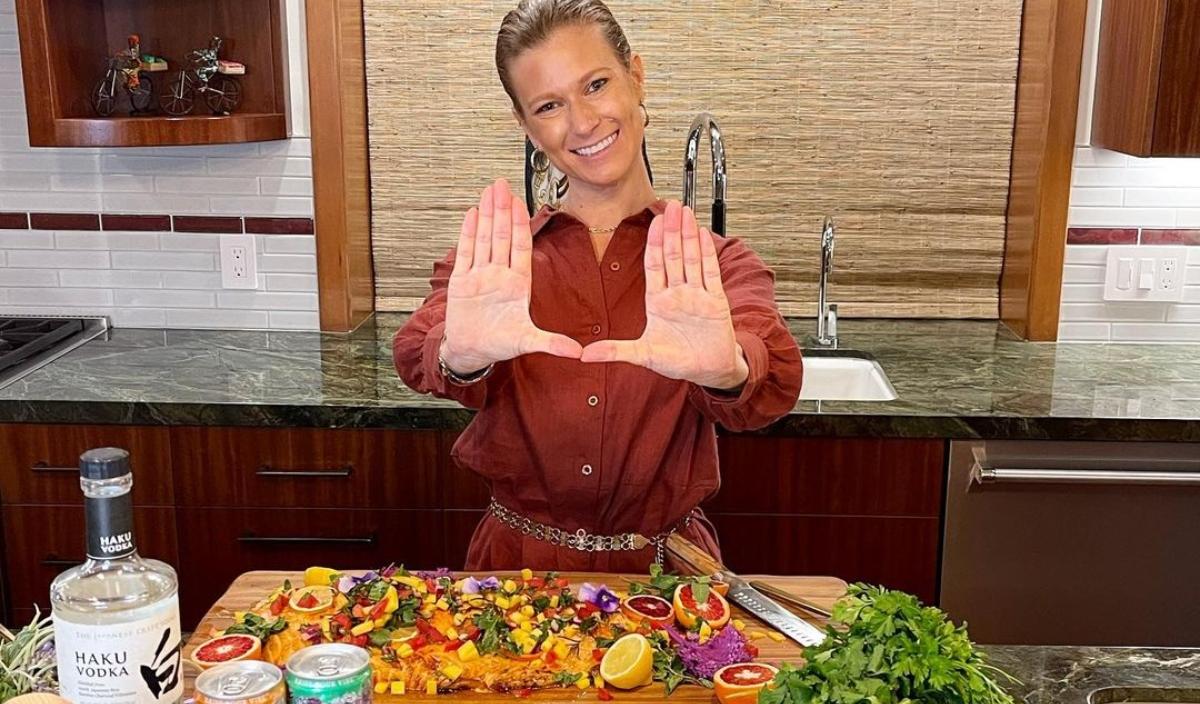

{"left": 285, "top": 644, "right": 373, "bottom": 704}
{"left": 195, "top": 660, "right": 287, "bottom": 704}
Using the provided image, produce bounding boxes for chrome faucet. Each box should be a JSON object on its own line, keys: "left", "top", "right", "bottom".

{"left": 682, "top": 113, "right": 727, "bottom": 235}
{"left": 814, "top": 216, "right": 838, "bottom": 348}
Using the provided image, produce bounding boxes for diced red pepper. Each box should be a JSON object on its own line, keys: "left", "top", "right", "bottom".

{"left": 466, "top": 626, "right": 482, "bottom": 641}
{"left": 516, "top": 689, "right": 533, "bottom": 698}
{"left": 297, "top": 593, "right": 318, "bottom": 609}
{"left": 746, "top": 643, "right": 760, "bottom": 658}
{"left": 352, "top": 604, "right": 366, "bottom": 619}
{"left": 598, "top": 688, "right": 614, "bottom": 701}
{"left": 444, "top": 639, "right": 465, "bottom": 652}
{"left": 554, "top": 578, "right": 570, "bottom": 589}
{"left": 592, "top": 648, "right": 606, "bottom": 662}
{"left": 332, "top": 613, "right": 352, "bottom": 629}
{"left": 416, "top": 619, "right": 447, "bottom": 643}
{"left": 352, "top": 634, "right": 369, "bottom": 647}
{"left": 409, "top": 635, "right": 427, "bottom": 650}
{"left": 577, "top": 603, "right": 598, "bottom": 619}
{"left": 269, "top": 594, "right": 288, "bottom": 615}
{"left": 526, "top": 577, "right": 545, "bottom": 589}
{"left": 544, "top": 650, "right": 559, "bottom": 665}
{"left": 369, "top": 599, "right": 389, "bottom": 621}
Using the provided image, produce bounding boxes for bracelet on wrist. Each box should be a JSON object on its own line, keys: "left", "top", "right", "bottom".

{"left": 438, "top": 353, "right": 494, "bottom": 386}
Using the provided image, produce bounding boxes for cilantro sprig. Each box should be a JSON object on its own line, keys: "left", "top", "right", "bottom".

{"left": 225, "top": 613, "right": 288, "bottom": 641}
{"left": 759, "top": 584, "right": 1018, "bottom": 704}
{"left": 626, "top": 564, "right": 712, "bottom": 603}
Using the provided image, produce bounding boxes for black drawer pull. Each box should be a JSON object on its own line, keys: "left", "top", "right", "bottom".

{"left": 43, "top": 556, "right": 82, "bottom": 567}
{"left": 255, "top": 464, "right": 353, "bottom": 478}
{"left": 31, "top": 462, "right": 76, "bottom": 473}
{"left": 238, "top": 533, "right": 376, "bottom": 545}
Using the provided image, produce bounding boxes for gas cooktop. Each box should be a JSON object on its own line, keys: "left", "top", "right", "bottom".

{"left": 0, "top": 316, "right": 109, "bottom": 389}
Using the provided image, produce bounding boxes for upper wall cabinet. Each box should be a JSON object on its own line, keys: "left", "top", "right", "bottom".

{"left": 14, "top": 0, "right": 289, "bottom": 147}
{"left": 1091, "top": 0, "right": 1200, "bottom": 157}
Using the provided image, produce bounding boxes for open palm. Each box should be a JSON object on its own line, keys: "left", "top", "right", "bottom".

{"left": 581, "top": 201, "right": 748, "bottom": 390}
{"left": 441, "top": 179, "right": 582, "bottom": 374}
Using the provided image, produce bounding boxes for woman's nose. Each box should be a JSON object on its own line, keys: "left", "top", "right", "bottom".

{"left": 569, "top": 102, "right": 601, "bottom": 136}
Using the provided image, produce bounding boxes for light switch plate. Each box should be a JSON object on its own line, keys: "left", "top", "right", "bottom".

{"left": 1104, "top": 245, "right": 1186, "bottom": 302}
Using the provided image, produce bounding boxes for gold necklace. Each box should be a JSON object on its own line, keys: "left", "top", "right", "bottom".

{"left": 588, "top": 224, "right": 618, "bottom": 235}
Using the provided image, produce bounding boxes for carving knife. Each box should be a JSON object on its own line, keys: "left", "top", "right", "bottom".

{"left": 665, "top": 534, "right": 827, "bottom": 647}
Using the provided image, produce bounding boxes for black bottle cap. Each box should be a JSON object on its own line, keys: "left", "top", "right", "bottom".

{"left": 79, "top": 447, "right": 131, "bottom": 480}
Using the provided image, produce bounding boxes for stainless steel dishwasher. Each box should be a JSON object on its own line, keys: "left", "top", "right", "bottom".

{"left": 940, "top": 439, "right": 1200, "bottom": 646}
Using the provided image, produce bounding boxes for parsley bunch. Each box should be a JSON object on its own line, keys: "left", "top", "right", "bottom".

{"left": 760, "top": 584, "right": 1017, "bottom": 704}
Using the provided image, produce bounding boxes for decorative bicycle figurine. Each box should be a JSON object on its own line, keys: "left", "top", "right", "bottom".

{"left": 159, "top": 36, "right": 245, "bottom": 116}
{"left": 92, "top": 34, "right": 154, "bottom": 116}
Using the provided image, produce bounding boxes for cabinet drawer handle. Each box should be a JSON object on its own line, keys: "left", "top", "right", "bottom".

{"left": 237, "top": 533, "right": 376, "bottom": 545}
{"left": 42, "top": 556, "right": 82, "bottom": 567}
{"left": 31, "top": 462, "right": 76, "bottom": 473}
{"left": 973, "top": 466, "right": 1200, "bottom": 486}
{"left": 255, "top": 464, "right": 353, "bottom": 478}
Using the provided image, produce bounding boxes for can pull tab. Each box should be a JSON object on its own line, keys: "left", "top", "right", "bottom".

{"left": 316, "top": 655, "right": 344, "bottom": 676}
{"left": 220, "top": 674, "right": 251, "bottom": 695}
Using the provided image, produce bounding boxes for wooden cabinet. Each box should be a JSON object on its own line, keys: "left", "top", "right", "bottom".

{"left": 1092, "top": 0, "right": 1200, "bottom": 157}
{"left": 13, "top": 0, "right": 288, "bottom": 147}
{"left": 706, "top": 436, "right": 945, "bottom": 604}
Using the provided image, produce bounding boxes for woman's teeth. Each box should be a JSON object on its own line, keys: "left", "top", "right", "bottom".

{"left": 572, "top": 131, "right": 618, "bottom": 157}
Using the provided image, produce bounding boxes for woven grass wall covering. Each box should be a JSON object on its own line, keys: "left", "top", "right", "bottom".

{"left": 365, "top": 1, "right": 1023, "bottom": 318}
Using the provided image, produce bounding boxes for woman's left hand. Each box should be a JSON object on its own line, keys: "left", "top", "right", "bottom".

{"left": 580, "top": 201, "right": 749, "bottom": 391}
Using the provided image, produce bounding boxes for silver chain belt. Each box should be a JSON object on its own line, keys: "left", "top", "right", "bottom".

{"left": 487, "top": 497, "right": 693, "bottom": 565}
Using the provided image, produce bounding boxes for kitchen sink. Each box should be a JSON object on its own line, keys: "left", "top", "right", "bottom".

{"left": 1090, "top": 687, "right": 1200, "bottom": 704}
{"left": 799, "top": 350, "right": 898, "bottom": 402}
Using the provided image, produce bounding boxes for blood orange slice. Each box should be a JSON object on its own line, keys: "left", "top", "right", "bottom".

{"left": 713, "top": 663, "right": 779, "bottom": 704}
{"left": 191, "top": 633, "right": 262, "bottom": 670}
{"left": 620, "top": 595, "right": 674, "bottom": 626}
{"left": 672, "top": 584, "right": 731, "bottom": 629}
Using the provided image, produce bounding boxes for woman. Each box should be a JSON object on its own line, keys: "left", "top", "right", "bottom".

{"left": 394, "top": 0, "right": 802, "bottom": 572}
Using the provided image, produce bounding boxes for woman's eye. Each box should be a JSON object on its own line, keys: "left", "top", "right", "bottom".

{"left": 587, "top": 78, "right": 608, "bottom": 93}
{"left": 535, "top": 102, "right": 557, "bottom": 114}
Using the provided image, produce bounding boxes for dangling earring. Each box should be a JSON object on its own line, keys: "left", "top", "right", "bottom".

{"left": 640, "top": 103, "right": 650, "bottom": 127}
{"left": 530, "top": 147, "right": 550, "bottom": 174}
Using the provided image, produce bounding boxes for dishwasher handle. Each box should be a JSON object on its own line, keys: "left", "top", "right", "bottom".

{"left": 970, "top": 446, "right": 1200, "bottom": 486}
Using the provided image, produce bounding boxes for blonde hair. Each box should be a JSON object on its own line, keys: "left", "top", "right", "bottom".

{"left": 495, "top": 0, "right": 632, "bottom": 114}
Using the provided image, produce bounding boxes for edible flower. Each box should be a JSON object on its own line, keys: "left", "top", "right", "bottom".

{"left": 417, "top": 567, "right": 453, "bottom": 580}
{"left": 579, "top": 583, "right": 620, "bottom": 613}
{"left": 461, "top": 576, "right": 502, "bottom": 594}
{"left": 337, "top": 570, "right": 380, "bottom": 595}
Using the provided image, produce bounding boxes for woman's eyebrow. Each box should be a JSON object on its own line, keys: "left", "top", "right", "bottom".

{"left": 528, "top": 68, "right": 612, "bottom": 106}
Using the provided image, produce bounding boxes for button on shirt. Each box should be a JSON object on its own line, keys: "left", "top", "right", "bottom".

{"left": 393, "top": 200, "right": 803, "bottom": 572}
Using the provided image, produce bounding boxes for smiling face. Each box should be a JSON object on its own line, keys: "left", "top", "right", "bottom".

{"left": 507, "top": 23, "right": 646, "bottom": 194}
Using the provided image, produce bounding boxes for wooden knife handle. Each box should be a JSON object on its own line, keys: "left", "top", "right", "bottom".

{"left": 664, "top": 533, "right": 726, "bottom": 576}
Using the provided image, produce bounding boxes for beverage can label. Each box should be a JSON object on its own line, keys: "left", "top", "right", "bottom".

{"left": 54, "top": 595, "right": 183, "bottom": 703}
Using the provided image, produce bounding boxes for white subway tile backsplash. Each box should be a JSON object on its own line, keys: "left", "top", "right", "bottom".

{"left": 1064, "top": 245, "right": 1109, "bottom": 265}
{"left": 1073, "top": 147, "right": 1127, "bottom": 168}
{"left": 268, "top": 310, "right": 319, "bottom": 329}
{"left": 0, "top": 172, "right": 51, "bottom": 191}
{"left": 1058, "top": 322, "right": 1111, "bottom": 341}
{"left": 1068, "top": 207, "right": 1175, "bottom": 228}
{"left": 159, "top": 234, "right": 219, "bottom": 252}
{"left": 110, "top": 308, "right": 168, "bottom": 327}
{"left": 155, "top": 176, "right": 260, "bottom": 195}
{"left": 1069, "top": 187, "right": 1123, "bottom": 207}
{"left": 259, "top": 254, "right": 316, "bottom": 273}
{"left": 1167, "top": 306, "right": 1200, "bottom": 323}
{"left": 101, "top": 192, "right": 210, "bottom": 215}
{"left": 50, "top": 174, "right": 155, "bottom": 192}
{"left": 208, "top": 196, "right": 312, "bottom": 217}
{"left": 1111, "top": 323, "right": 1200, "bottom": 342}
{"left": 8, "top": 250, "right": 110, "bottom": 268}
{"left": 0, "top": 268, "right": 58, "bottom": 286}
{"left": 1178, "top": 210, "right": 1200, "bottom": 227}
{"left": 161, "top": 271, "right": 222, "bottom": 289}
{"left": 265, "top": 273, "right": 317, "bottom": 292}
{"left": 1060, "top": 302, "right": 1165, "bottom": 322}
{"left": 217, "top": 291, "right": 317, "bottom": 311}
{"left": 1062, "top": 264, "right": 1105, "bottom": 284}
{"left": 1061, "top": 284, "right": 1105, "bottom": 302}
{"left": 115, "top": 289, "right": 216, "bottom": 308}
{"left": 0, "top": 231, "right": 54, "bottom": 248}
{"left": 263, "top": 236, "right": 315, "bottom": 254}
{"left": 258, "top": 140, "right": 312, "bottom": 157}
{"left": 207, "top": 156, "right": 312, "bottom": 177}
{"left": 1123, "top": 188, "right": 1200, "bottom": 208}
{"left": 0, "top": 153, "right": 100, "bottom": 173}
{"left": 59, "top": 270, "right": 162, "bottom": 288}
{"left": 259, "top": 177, "right": 314, "bottom": 197}
{"left": 99, "top": 155, "right": 206, "bottom": 175}
{"left": 166, "top": 308, "right": 269, "bottom": 329}
{"left": 5, "top": 287, "right": 112, "bottom": 306}
{"left": 1187, "top": 268, "right": 1200, "bottom": 286}
{"left": 0, "top": 191, "right": 102, "bottom": 212}
{"left": 55, "top": 231, "right": 159, "bottom": 251}
{"left": 112, "top": 251, "right": 214, "bottom": 271}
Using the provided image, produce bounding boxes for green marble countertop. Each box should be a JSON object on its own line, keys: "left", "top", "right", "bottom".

{"left": 986, "top": 646, "right": 1200, "bottom": 704}
{"left": 1, "top": 314, "right": 1199, "bottom": 439}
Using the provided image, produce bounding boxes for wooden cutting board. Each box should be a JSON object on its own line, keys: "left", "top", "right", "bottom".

{"left": 183, "top": 571, "right": 846, "bottom": 701}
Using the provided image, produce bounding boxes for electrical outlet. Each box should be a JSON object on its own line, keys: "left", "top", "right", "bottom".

{"left": 1104, "top": 246, "right": 1186, "bottom": 302}
{"left": 220, "top": 234, "right": 258, "bottom": 289}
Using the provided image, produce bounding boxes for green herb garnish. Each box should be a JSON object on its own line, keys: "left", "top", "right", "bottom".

{"left": 759, "top": 584, "right": 1018, "bottom": 704}
{"left": 225, "top": 613, "right": 289, "bottom": 641}
{"left": 627, "top": 564, "right": 711, "bottom": 601}
{"left": 648, "top": 630, "right": 710, "bottom": 694}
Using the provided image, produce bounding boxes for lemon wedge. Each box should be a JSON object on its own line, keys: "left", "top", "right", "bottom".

{"left": 599, "top": 633, "right": 653, "bottom": 690}
{"left": 304, "top": 566, "right": 342, "bottom": 588}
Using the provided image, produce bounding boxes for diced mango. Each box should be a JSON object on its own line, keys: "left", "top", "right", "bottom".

{"left": 397, "top": 643, "right": 414, "bottom": 658}
{"left": 233, "top": 611, "right": 246, "bottom": 622}
{"left": 519, "top": 621, "right": 533, "bottom": 632}
{"left": 521, "top": 639, "right": 536, "bottom": 654}
{"left": 699, "top": 622, "right": 713, "bottom": 643}
{"left": 521, "top": 568, "right": 534, "bottom": 581}
{"left": 495, "top": 596, "right": 511, "bottom": 609}
{"left": 426, "top": 679, "right": 438, "bottom": 695}
{"left": 536, "top": 613, "right": 547, "bottom": 623}
{"left": 435, "top": 598, "right": 450, "bottom": 611}
{"left": 746, "top": 630, "right": 763, "bottom": 640}
{"left": 391, "top": 681, "right": 406, "bottom": 695}
{"left": 444, "top": 627, "right": 458, "bottom": 640}
{"left": 510, "top": 612, "right": 528, "bottom": 625}
{"left": 530, "top": 628, "right": 543, "bottom": 640}
{"left": 520, "top": 605, "right": 535, "bottom": 618}
{"left": 423, "top": 594, "right": 436, "bottom": 605}
{"left": 375, "top": 681, "right": 390, "bottom": 694}
{"left": 503, "top": 579, "right": 518, "bottom": 593}
{"left": 553, "top": 642, "right": 570, "bottom": 660}
{"left": 767, "top": 630, "right": 786, "bottom": 643}
{"left": 595, "top": 676, "right": 606, "bottom": 690}
{"left": 733, "top": 619, "right": 746, "bottom": 631}
{"left": 563, "top": 625, "right": 580, "bottom": 638}
{"left": 453, "top": 613, "right": 466, "bottom": 626}
{"left": 395, "top": 575, "right": 423, "bottom": 590}
{"left": 441, "top": 663, "right": 464, "bottom": 682}
{"left": 576, "top": 676, "right": 590, "bottom": 690}
{"left": 550, "top": 595, "right": 560, "bottom": 608}
{"left": 351, "top": 620, "right": 375, "bottom": 636}
{"left": 542, "top": 635, "right": 558, "bottom": 651}
{"left": 457, "top": 641, "right": 480, "bottom": 662}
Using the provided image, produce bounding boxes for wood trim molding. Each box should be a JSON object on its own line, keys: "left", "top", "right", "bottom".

{"left": 306, "top": 0, "right": 375, "bottom": 332}
{"left": 1000, "top": 0, "right": 1089, "bottom": 341}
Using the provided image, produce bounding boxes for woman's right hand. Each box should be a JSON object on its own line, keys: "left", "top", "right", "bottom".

{"left": 440, "top": 178, "right": 583, "bottom": 374}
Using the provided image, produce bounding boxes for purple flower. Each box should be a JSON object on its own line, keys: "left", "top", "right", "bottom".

{"left": 461, "top": 576, "right": 502, "bottom": 594}
{"left": 336, "top": 570, "right": 377, "bottom": 594}
{"left": 417, "top": 567, "right": 453, "bottom": 580}
{"left": 580, "top": 583, "right": 621, "bottom": 613}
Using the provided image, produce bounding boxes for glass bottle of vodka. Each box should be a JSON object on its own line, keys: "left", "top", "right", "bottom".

{"left": 50, "top": 447, "right": 183, "bottom": 704}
